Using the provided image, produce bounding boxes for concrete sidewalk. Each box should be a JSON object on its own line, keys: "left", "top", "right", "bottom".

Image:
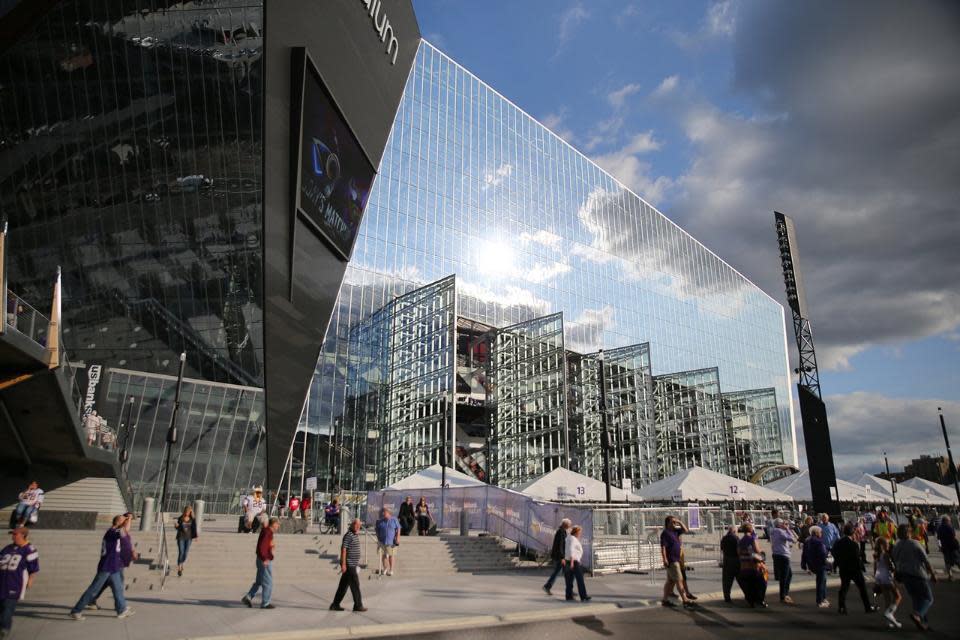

{"left": 10, "top": 561, "right": 824, "bottom": 640}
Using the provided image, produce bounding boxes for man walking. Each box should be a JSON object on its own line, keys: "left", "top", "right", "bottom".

{"left": 0, "top": 526, "right": 39, "bottom": 638}
{"left": 769, "top": 518, "right": 797, "bottom": 604}
{"left": 330, "top": 518, "right": 366, "bottom": 612}
{"left": 375, "top": 507, "right": 400, "bottom": 576}
{"left": 242, "top": 516, "right": 279, "bottom": 609}
{"left": 70, "top": 515, "right": 134, "bottom": 620}
{"left": 833, "top": 523, "right": 877, "bottom": 615}
{"left": 819, "top": 513, "right": 840, "bottom": 572}
{"left": 892, "top": 523, "right": 937, "bottom": 631}
{"left": 720, "top": 525, "right": 740, "bottom": 603}
{"left": 543, "top": 519, "right": 570, "bottom": 596}
{"left": 764, "top": 509, "right": 779, "bottom": 540}
{"left": 660, "top": 516, "right": 693, "bottom": 608}
{"left": 89, "top": 512, "right": 138, "bottom": 610}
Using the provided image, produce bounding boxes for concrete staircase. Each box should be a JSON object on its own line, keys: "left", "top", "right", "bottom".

{"left": 20, "top": 528, "right": 519, "bottom": 602}
{"left": 1, "top": 476, "right": 128, "bottom": 529}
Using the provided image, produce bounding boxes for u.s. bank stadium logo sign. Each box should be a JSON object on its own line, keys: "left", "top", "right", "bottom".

{"left": 360, "top": 0, "right": 400, "bottom": 65}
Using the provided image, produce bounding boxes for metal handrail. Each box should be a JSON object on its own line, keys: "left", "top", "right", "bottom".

{"left": 154, "top": 512, "right": 171, "bottom": 591}
{"left": 4, "top": 289, "right": 49, "bottom": 346}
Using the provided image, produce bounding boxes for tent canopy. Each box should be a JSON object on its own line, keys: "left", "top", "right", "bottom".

{"left": 636, "top": 466, "right": 792, "bottom": 503}
{"left": 851, "top": 473, "right": 948, "bottom": 506}
{"left": 518, "top": 467, "right": 638, "bottom": 502}
{"left": 900, "top": 477, "right": 959, "bottom": 506}
{"left": 766, "top": 470, "right": 873, "bottom": 503}
{"left": 385, "top": 464, "right": 485, "bottom": 490}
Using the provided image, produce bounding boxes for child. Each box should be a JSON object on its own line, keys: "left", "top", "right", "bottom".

{"left": 873, "top": 537, "right": 901, "bottom": 628}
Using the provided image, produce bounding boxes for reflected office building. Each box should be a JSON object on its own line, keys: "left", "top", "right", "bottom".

{"left": 1, "top": 2, "right": 793, "bottom": 506}
{"left": 305, "top": 43, "right": 796, "bottom": 495}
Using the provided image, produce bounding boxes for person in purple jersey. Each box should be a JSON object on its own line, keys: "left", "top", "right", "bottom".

{"left": 89, "top": 512, "right": 138, "bottom": 610}
{"left": 69, "top": 515, "right": 135, "bottom": 620}
{"left": 0, "top": 526, "right": 39, "bottom": 638}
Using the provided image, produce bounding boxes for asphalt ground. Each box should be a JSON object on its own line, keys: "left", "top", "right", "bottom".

{"left": 406, "top": 580, "right": 960, "bottom": 640}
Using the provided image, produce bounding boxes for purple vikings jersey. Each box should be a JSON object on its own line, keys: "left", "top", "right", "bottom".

{"left": 0, "top": 543, "right": 39, "bottom": 600}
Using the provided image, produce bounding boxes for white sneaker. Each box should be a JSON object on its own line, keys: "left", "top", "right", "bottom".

{"left": 386, "top": 570, "right": 393, "bottom": 576}
{"left": 117, "top": 608, "right": 135, "bottom": 619}
{"left": 70, "top": 612, "right": 85, "bottom": 621}
{"left": 884, "top": 610, "right": 901, "bottom": 627}
{"left": 817, "top": 601, "right": 830, "bottom": 609}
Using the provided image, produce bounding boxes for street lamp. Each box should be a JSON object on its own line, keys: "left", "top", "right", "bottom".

{"left": 159, "top": 352, "right": 187, "bottom": 514}
{"left": 598, "top": 350, "right": 612, "bottom": 504}
{"left": 883, "top": 451, "right": 899, "bottom": 523}
{"left": 939, "top": 408, "right": 960, "bottom": 507}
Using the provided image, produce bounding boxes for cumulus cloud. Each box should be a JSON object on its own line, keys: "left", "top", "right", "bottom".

{"left": 541, "top": 110, "right": 576, "bottom": 144}
{"left": 814, "top": 393, "right": 960, "bottom": 479}
{"left": 668, "top": 0, "right": 960, "bottom": 371}
{"left": 592, "top": 132, "right": 672, "bottom": 205}
{"left": 650, "top": 75, "right": 679, "bottom": 99}
{"left": 566, "top": 305, "right": 616, "bottom": 353}
{"left": 607, "top": 82, "right": 642, "bottom": 109}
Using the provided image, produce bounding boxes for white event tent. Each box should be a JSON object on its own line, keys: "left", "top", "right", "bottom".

{"left": 385, "top": 464, "right": 485, "bottom": 490}
{"left": 518, "top": 467, "right": 638, "bottom": 502}
{"left": 766, "top": 470, "right": 873, "bottom": 503}
{"left": 852, "top": 473, "right": 941, "bottom": 506}
{"left": 900, "top": 477, "right": 958, "bottom": 507}
{"left": 636, "top": 466, "right": 793, "bottom": 503}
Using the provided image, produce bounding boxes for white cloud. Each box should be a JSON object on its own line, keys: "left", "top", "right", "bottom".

{"left": 705, "top": 0, "right": 736, "bottom": 37}
{"left": 650, "top": 74, "right": 679, "bottom": 99}
{"left": 811, "top": 392, "right": 960, "bottom": 479}
{"left": 483, "top": 163, "right": 513, "bottom": 188}
{"left": 556, "top": 2, "right": 589, "bottom": 52}
{"left": 524, "top": 261, "right": 572, "bottom": 284}
{"left": 565, "top": 305, "right": 616, "bottom": 353}
{"left": 591, "top": 132, "right": 671, "bottom": 205}
{"left": 519, "top": 230, "right": 563, "bottom": 251}
{"left": 541, "top": 110, "right": 576, "bottom": 144}
{"left": 607, "top": 82, "right": 642, "bottom": 109}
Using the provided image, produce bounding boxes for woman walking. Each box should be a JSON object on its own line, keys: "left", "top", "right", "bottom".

{"left": 737, "top": 523, "right": 768, "bottom": 608}
{"left": 175, "top": 505, "right": 199, "bottom": 577}
{"left": 563, "top": 525, "right": 590, "bottom": 602}
{"left": 415, "top": 497, "right": 432, "bottom": 536}
{"left": 873, "top": 537, "right": 902, "bottom": 628}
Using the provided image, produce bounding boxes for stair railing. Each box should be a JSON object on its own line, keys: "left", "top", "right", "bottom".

{"left": 153, "top": 511, "right": 171, "bottom": 591}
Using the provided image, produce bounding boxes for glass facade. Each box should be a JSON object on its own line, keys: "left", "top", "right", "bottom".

{"left": 0, "top": 1, "right": 265, "bottom": 505}
{"left": 306, "top": 41, "right": 795, "bottom": 494}
{"left": 98, "top": 368, "right": 265, "bottom": 511}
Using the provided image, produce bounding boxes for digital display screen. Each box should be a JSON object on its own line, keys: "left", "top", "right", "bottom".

{"left": 294, "top": 52, "right": 375, "bottom": 261}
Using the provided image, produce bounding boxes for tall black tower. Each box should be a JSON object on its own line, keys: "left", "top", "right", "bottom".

{"left": 775, "top": 212, "right": 839, "bottom": 515}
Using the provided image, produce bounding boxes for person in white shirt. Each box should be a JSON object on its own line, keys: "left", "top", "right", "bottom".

{"left": 84, "top": 411, "right": 100, "bottom": 446}
{"left": 9, "top": 482, "right": 43, "bottom": 528}
{"left": 243, "top": 486, "right": 267, "bottom": 532}
{"left": 563, "top": 525, "right": 590, "bottom": 602}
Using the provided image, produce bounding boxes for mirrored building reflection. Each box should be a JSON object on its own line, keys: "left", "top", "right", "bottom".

{"left": 0, "top": 1, "right": 266, "bottom": 506}
{"left": 303, "top": 42, "right": 796, "bottom": 495}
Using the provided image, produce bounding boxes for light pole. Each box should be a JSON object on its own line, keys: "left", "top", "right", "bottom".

{"left": 883, "top": 451, "right": 899, "bottom": 523}
{"left": 118, "top": 395, "right": 135, "bottom": 465}
{"left": 160, "top": 352, "right": 187, "bottom": 514}
{"left": 598, "top": 350, "right": 612, "bottom": 504}
{"left": 939, "top": 408, "right": 960, "bottom": 507}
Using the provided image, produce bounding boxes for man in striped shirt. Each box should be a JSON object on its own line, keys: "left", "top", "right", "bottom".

{"left": 0, "top": 526, "right": 39, "bottom": 638}
{"left": 329, "top": 518, "right": 366, "bottom": 612}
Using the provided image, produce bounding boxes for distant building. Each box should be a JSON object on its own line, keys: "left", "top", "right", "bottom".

{"left": 905, "top": 454, "right": 956, "bottom": 484}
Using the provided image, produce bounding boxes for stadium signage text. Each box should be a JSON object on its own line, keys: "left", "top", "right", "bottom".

{"left": 360, "top": 0, "right": 400, "bottom": 65}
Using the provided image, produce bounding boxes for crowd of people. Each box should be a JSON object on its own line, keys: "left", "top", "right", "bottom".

{"left": 3, "top": 481, "right": 959, "bottom": 636}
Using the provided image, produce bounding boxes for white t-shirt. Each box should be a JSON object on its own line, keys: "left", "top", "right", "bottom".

{"left": 245, "top": 497, "right": 266, "bottom": 518}
{"left": 19, "top": 488, "right": 43, "bottom": 507}
{"left": 565, "top": 535, "right": 583, "bottom": 563}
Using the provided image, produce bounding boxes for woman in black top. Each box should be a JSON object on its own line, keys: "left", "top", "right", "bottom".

{"left": 720, "top": 525, "right": 740, "bottom": 603}
{"left": 415, "top": 497, "right": 431, "bottom": 536}
{"left": 175, "top": 505, "right": 199, "bottom": 577}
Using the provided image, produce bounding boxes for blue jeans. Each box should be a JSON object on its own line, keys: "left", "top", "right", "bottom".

{"left": 899, "top": 574, "right": 933, "bottom": 621}
{"left": 773, "top": 554, "right": 792, "bottom": 600}
{"left": 1, "top": 598, "right": 17, "bottom": 632}
{"left": 564, "top": 562, "right": 588, "bottom": 600}
{"left": 12, "top": 504, "right": 36, "bottom": 524}
{"left": 814, "top": 567, "right": 828, "bottom": 604}
{"left": 544, "top": 560, "right": 564, "bottom": 589}
{"left": 177, "top": 538, "right": 192, "bottom": 565}
{"left": 246, "top": 558, "right": 273, "bottom": 607}
{"left": 71, "top": 571, "right": 126, "bottom": 614}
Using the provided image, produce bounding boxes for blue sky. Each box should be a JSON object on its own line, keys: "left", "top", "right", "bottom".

{"left": 412, "top": 0, "right": 960, "bottom": 477}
